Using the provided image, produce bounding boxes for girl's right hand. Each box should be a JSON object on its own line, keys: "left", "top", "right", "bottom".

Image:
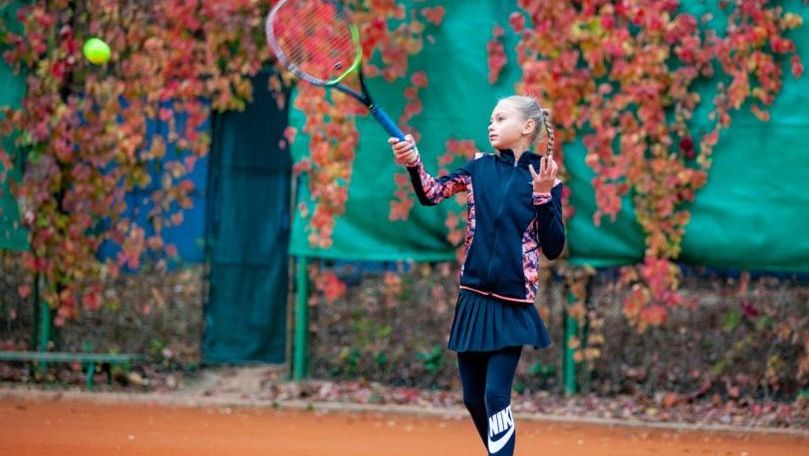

{"left": 529, "top": 155, "right": 558, "bottom": 194}
{"left": 388, "top": 135, "right": 419, "bottom": 167}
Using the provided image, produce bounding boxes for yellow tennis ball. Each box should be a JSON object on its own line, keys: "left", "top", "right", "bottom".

{"left": 83, "top": 38, "right": 111, "bottom": 65}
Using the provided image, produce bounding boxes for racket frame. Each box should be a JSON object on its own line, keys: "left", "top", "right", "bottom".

{"left": 266, "top": 0, "right": 405, "bottom": 140}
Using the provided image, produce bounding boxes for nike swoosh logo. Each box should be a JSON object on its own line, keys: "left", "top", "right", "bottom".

{"left": 487, "top": 424, "right": 515, "bottom": 454}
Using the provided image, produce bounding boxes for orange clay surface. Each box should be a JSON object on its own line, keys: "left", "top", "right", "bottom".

{"left": 1, "top": 398, "right": 807, "bottom": 456}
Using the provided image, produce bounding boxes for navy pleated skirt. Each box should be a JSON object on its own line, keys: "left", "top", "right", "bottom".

{"left": 447, "top": 289, "right": 552, "bottom": 352}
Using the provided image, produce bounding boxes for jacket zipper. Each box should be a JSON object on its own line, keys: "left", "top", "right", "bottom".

{"left": 484, "top": 155, "right": 519, "bottom": 287}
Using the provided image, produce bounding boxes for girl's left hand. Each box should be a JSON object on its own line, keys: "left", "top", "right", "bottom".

{"left": 528, "top": 156, "right": 558, "bottom": 194}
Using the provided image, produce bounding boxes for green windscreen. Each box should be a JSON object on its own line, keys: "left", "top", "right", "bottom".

{"left": 289, "top": 0, "right": 809, "bottom": 273}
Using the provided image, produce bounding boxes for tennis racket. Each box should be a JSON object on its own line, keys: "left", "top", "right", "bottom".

{"left": 266, "top": 0, "right": 406, "bottom": 140}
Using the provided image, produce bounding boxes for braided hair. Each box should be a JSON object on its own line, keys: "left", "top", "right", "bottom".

{"left": 499, "top": 95, "right": 554, "bottom": 157}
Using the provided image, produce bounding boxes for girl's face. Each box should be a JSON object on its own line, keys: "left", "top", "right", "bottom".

{"left": 488, "top": 100, "right": 535, "bottom": 151}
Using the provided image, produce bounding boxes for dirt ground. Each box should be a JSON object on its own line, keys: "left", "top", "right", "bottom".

{"left": 1, "top": 397, "right": 807, "bottom": 456}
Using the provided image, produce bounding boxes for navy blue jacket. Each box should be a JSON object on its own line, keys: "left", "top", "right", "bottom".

{"left": 407, "top": 149, "right": 565, "bottom": 303}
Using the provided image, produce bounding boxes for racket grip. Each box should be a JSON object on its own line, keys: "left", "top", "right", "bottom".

{"left": 370, "top": 105, "right": 405, "bottom": 140}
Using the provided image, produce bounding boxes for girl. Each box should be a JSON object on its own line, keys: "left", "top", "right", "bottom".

{"left": 388, "top": 95, "right": 564, "bottom": 455}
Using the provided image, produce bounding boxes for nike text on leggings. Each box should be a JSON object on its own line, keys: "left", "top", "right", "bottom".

{"left": 457, "top": 346, "right": 522, "bottom": 455}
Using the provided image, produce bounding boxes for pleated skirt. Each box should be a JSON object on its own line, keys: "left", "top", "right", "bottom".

{"left": 447, "top": 289, "right": 552, "bottom": 352}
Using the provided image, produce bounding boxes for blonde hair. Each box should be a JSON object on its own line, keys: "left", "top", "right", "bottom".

{"left": 498, "top": 95, "right": 554, "bottom": 156}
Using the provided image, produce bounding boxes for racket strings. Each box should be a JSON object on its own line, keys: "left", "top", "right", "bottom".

{"left": 269, "top": 0, "right": 357, "bottom": 84}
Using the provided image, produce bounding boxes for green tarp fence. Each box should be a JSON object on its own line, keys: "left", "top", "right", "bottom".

{"left": 289, "top": 0, "right": 809, "bottom": 274}
{"left": 0, "top": 0, "right": 29, "bottom": 252}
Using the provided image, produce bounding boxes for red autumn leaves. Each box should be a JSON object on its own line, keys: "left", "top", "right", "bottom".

{"left": 1, "top": 1, "right": 802, "bottom": 331}
{"left": 0, "top": 0, "right": 272, "bottom": 323}
{"left": 511, "top": 0, "right": 802, "bottom": 328}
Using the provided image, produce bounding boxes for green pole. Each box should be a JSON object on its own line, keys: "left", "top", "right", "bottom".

{"left": 293, "top": 256, "right": 309, "bottom": 381}
{"left": 37, "top": 275, "right": 51, "bottom": 375}
{"left": 38, "top": 300, "right": 50, "bottom": 352}
{"left": 563, "top": 288, "right": 578, "bottom": 397}
{"left": 30, "top": 272, "right": 39, "bottom": 351}
{"left": 37, "top": 272, "right": 51, "bottom": 353}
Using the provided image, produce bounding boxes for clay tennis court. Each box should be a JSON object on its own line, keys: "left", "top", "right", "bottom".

{"left": 1, "top": 397, "right": 807, "bottom": 456}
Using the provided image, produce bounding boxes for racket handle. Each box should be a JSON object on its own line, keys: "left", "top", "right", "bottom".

{"left": 370, "top": 105, "right": 405, "bottom": 140}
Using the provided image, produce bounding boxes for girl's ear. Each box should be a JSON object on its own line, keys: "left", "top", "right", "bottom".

{"left": 522, "top": 118, "right": 537, "bottom": 136}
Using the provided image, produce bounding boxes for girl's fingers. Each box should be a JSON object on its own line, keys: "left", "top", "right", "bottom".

{"left": 546, "top": 157, "right": 557, "bottom": 176}
{"left": 541, "top": 158, "right": 550, "bottom": 179}
{"left": 396, "top": 140, "right": 415, "bottom": 151}
{"left": 392, "top": 142, "right": 411, "bottom": 153}
{"left": 389, "top": 136, "right": 415, "bottom": 150}
{"left": 529, "top": 164, "right": 539, "bottom": 178}
{"left": 392, "top": 143, "right": 418, "bottom": 165}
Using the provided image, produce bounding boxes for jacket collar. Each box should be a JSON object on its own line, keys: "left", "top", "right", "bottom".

{"left": 496, "top": 149, "right": 541, "bottom": 168}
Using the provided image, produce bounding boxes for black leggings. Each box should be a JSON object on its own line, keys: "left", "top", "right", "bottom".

{"left": 457, "top": 346, "right": 522, "bottom": 455}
